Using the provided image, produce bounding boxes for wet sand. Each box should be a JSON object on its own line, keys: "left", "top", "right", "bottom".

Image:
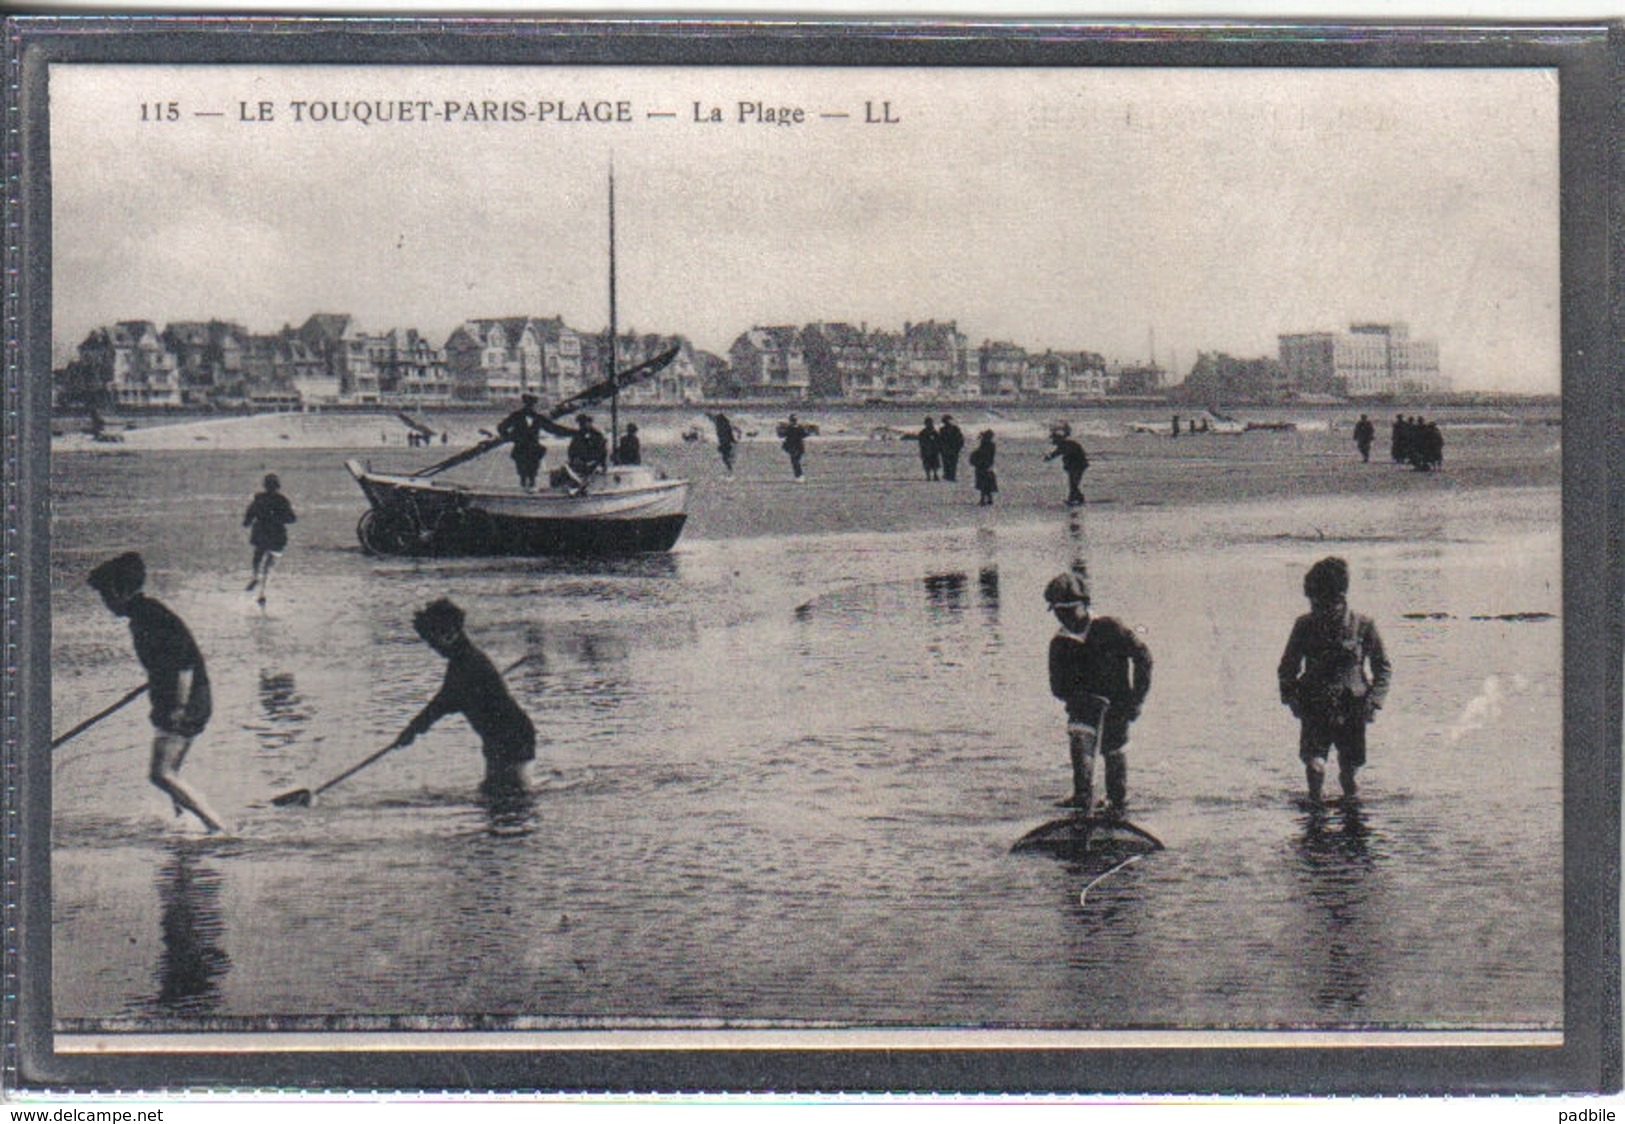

{"left": 49, "top": 412, "right": 1563, "bottom": 1031}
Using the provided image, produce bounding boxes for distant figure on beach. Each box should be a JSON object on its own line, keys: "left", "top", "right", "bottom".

{"left": 496, "top": 394, "right": 547, "bottom": 490}
{"left": 539, "top": 412, "right": 608, "bottom": 486}
{"left": 393, "top": 598, "right": 537, "bottom": 799}
{"left": 969, "top": 429, "right": 998, "bottom": 505}
{"left": 937, "top": 415, "right": 965, "bottom": 482}
{"left": 1045, "top": 568, "right": 1153, "bottom": 816}
{"left": 87, "top": 551, "right": 227, "bottom": 834}
{"left": 1390, "top": 414, "right": 1410, "bottom": 464}
{"left": 1171, "top": 414, "right": 1181, "bottom": 439}
{"left": 1044, "top": 424, "right": 1090, "bottom": 506}
{"left": 707, "top": 411, "right": 739, "bottom": 473}
{"left": 616, "top": 422, "right": 642, "bottom": 466}
{"left": 1410, "top": 418, "right": 1444, "bottom": 472}
{"left": 778, "top": 414, "right": 811, "bottom": 482}
{"left": 1278, "top": 556, "right": 1391, "bottom": 807}
{"left": 1352, "top": 414, "right": 1375, "bottom": 463}
{"left": 916, "top": 417, "right": 941, "bottom": 480}
{"left": 242, "top": 473, "right": 296, "bottom": 605}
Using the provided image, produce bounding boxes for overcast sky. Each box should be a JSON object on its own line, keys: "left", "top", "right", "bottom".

{"left": 51, "top": 63, "right": 1559, "bottom": 392}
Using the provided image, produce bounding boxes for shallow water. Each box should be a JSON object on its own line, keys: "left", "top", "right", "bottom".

{"left": 49, "top": 435, "right": 1561, "bottom": 1030}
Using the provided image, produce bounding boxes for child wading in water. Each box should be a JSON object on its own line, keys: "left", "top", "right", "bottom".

{"left": 1277, "top": 556, "right": 1392, "bottom": 805}
{"left": 87, "top": 551, "right": 229, "bottom": 834}
{"left": 243, "top": 473, "right": 296, "bottom": 605}
{"left": 393, "top": 598, "right": 537, "bottom": 799}
{"left": 1045, "top": 569, "right": 1153, "bottom": 816}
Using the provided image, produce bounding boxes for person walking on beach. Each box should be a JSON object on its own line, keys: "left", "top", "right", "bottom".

{"left": 969, "top": 429, "right": 998, "bottom": 505}
{"left": 916, "top": 416, "right": 941, "bottom": 480}
{"left": 496, "top": 394, "right": 547, "bottom": 490}
{"left": 1044, "top": 424, "right": 1090, "bottom": 506}
{"left": 707, "top": 411, "right": 739, "bottom": 474}
{"left": 616, "top": 422, "right": 642, "bottom": 466}
{"left": 1352, "top": 414, "right": 1375, "bottom": 463}
{"left": 1278, "top": 556, "right": 1391, "bottom": 807}
{"left": 87, "top": 551, "right": 228, "bottom": 834}
{"left": 937, "top": 415, "right": 965, "bottom": 482}
{"left": 1046, "top": 569, "right": 1152, "bottom": 816}
{"left": 392, "top": 598, "right": 537, "bottom": 799}
{"left": 242, "top": 473, "right": 296, "bottom": 605}
{"left": 778, "top": 414, "right": 811, "bottom": 482}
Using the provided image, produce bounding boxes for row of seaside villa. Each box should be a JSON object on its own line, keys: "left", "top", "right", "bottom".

{"left": 57, "top": 314, "right": 1446, "bottom": 412}
{"left": 58, "top": 314, "right": 1173, "bottom": 411}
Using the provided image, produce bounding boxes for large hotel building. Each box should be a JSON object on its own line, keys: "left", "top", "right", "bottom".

{"left": 1277, "top": 322, "right": 1446, "bottom": 398}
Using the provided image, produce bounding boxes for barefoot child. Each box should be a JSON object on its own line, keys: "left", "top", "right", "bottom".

{"left": 1046, "top": 569, "right": 1153, "bottom": 815}
{"left": 87, "top": 551, "right": 228, "bottom": 833}
{"left": 393, "top": 598, "right": 537, "bottom": 798}
{"left": 243, "top": 473, "right": 296, "bottom": 604}
{"left": 1277, "top": 556, "right": 1392, "bottom": 805}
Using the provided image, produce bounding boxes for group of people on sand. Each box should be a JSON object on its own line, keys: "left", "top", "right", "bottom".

{"left": 1044, "top": 553, "right": 1390, "bottom": 818}
{"left": 1388, "top": 414, "right": 1445, "bottom": 471}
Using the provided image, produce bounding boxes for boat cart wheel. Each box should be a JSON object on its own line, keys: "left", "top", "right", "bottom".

{"left": 356, "top": 508, "right": 414, "bottom": 556}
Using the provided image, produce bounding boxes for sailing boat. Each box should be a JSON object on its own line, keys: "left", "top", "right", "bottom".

{"left": 346, "top": 171, "right": 690, "bottom": 556}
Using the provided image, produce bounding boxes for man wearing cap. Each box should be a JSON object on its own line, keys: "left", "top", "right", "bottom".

{"left": 496, "top": 394, "right": 547, "bottom": 490}
{"left": 778, "top": 413, "right": 811, "bottom": 482}
{"left": 1045, "top": 569, "right": 1152, "bottom": 815}
{"left": 539, "top": 412, "right": 609, "bottom": 487}
{"left": 87, "top": 551, "right": 228, "bottom": 834}
{"left": 1278, "top": 556, "right": 1391, "bottom": 805}
{"left": 393, "top": 597, "right": 537, "bottom": 797}
{"left": 1043, "top": 424, "right": 1090, "bottom": 506}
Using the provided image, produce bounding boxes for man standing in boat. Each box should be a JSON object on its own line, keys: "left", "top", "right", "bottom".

{"left": 496, "top": 393, "right": 547, "bottom": 490}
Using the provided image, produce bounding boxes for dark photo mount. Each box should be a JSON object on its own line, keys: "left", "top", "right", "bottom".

{"left": 4, "top": 15, "right": 1619, "bottom": 1097}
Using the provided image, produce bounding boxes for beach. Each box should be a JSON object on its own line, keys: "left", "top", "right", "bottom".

{"left": 49, "top": 407, "right": 1563, "bottom": 1032}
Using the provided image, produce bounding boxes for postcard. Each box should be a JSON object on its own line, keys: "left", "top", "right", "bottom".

{"left": 8, "top": 17, "right": 1618, "bottom": 1096}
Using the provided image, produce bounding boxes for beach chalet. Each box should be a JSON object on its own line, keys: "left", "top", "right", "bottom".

{"left": 605, "top": 333, "right": 704, "bottom": 405}
{"left": 77, "top": 321, "right": 182, "bottom": 408}
{"left": 372, "top": 328, "right": 453, "bottom": 407}
{"left": 161, "top": 320, "right": 246, "bottom": 405}
{"left": 896, "top": 320, "right": 971, "bottom": 399}
{"left": 728, "top": 326, "right": 809, "bottom": 398}
{"left": 800, "top": 322, "right": 883, "bottom": 400}
{"left": 978, "top": 340, "right": 1028, "bottom": 398}
{"left": 444, "top": 316, "right": 590, "bottom": 406}
{"left": 296, "top": 313, "right": 382, "bottom": 405}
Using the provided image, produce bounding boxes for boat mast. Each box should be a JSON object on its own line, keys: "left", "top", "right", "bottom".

{"left": 608, "top": 163, "right": 619, "bottom": 461}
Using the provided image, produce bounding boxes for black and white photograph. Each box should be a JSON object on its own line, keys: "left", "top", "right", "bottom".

{"left": 9, "top": 17, "right": 1618, "bottom": 1099}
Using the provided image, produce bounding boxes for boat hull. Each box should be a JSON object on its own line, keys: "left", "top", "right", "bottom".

{"left": 347, "top": 461, "right": 688, "bottom": 556}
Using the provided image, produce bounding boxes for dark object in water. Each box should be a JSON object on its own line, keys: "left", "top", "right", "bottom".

{"left": 1012, "top": 813, "right": 1164, "bottom": 857}
{"left": 1469, "top": 612, "right": 1557, "bottom": 622}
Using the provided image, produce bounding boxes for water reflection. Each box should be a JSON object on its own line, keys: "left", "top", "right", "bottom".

{"left": 148, "top": 842, "right": 230, "bottom": 1015}
{"left": 254, "top": 670, "right": 307, "bottom": 753}
{"left": 1293, "top": 803, "right": 1379, "bottom": 1016}
{"left": 922, "top": 572, "right": 967, "bottom": 618}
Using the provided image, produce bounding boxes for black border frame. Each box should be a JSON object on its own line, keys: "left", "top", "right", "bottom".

{"left": 5, "top": 15, "right": 1619, "bottom": 1096}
